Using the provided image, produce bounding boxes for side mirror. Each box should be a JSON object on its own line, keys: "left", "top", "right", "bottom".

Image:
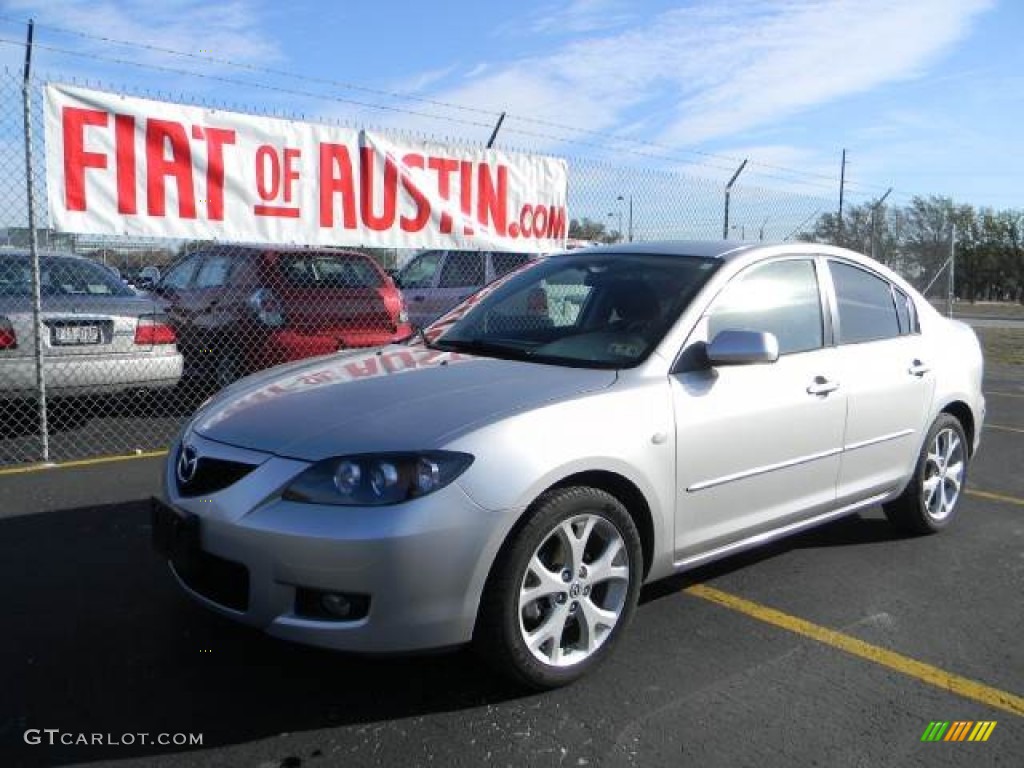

{"left": 706, "top": 330, "right": 779, "bottom": 366}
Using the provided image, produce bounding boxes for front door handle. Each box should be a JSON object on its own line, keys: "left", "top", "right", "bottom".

{"left": 807, "top": 376, "right": 840, "bottom": 396}
{"left": 908, "top": 359, "right": 930, "bottom": 377}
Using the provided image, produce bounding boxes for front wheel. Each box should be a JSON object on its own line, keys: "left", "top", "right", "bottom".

{"left": 884, "top": 413, "right": 969, "bottom": 534}
{"left": 475, "top": 486, "right": 643, "bottom": 689}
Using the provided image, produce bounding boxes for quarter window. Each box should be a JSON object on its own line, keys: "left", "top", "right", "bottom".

{"left": 399, "top": 251, "right": 442, "bottom": 289}
{"left": 830, "top": 261, "right": 900, "bottom": 344}
{"left": 708, "top": 259, "right": 823, "bottom": 355}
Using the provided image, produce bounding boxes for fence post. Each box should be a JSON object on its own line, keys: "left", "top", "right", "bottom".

{"left": 22, "top": 20, "right": 49, "bottom": 462}
{"left": 947, "top": 223, "right": 956, "bottom": 318}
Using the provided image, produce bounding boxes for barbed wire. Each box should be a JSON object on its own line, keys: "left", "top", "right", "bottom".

{"left": 0, "top": 15, "right": 895, "bottom": 196}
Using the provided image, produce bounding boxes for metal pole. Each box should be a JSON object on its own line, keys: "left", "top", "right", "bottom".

{"left": 870, "top": 187, "right": 892, "bottom": 263}
{"left": 837, "top": 149, "right": 846, "bottom": 244}
{"left": 723, "top": 159, "right": 747, "bottom": 239}
{"left": 627, "top": 195, "right": 633, "bottom": 242}
{"left": 22, "top": 19, "right": 49, "bottom": 462}
{"left": 485, "top": 112, "right": 506, "bottom": 149}
{"left": 948, "top": 222, "right": 956, "bottom": 318}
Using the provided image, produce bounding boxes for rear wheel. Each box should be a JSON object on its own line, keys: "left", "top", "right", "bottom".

{"left": 476, "top": 486, "right": 642, "bottom": 689}
{"left": 884, "top": 413, "right": 968, "bottom": 534}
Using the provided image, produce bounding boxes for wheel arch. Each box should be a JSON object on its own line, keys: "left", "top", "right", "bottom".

{"left": 938, "top": 399, "right": 976, "bottom": 457}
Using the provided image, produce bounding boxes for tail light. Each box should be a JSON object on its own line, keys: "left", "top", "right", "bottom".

{"left": 0, "top": 316, "right": 17, "bottom": 350}
{"left": 398, "top": 298, "right": 409, "bottom": 324}
{"left": 135, "top": 314, "right": 176, "bottom": 345}
{"left": 248, "top": 288, "right": 285, "bottom": 327}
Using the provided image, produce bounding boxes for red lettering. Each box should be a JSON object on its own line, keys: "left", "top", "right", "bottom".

{"left": 114, "top": 114, "right": 136, "bottom": 214}
{"left": 62, "top": 107, "right": 108, "bottom": 212}
{"left": 380, "top": 350, "right": 417, "bottom": 374}
{"left": 256, "top": 145, "right": 280, "bottom": 201}
{"left": 533, "top": 205, "right": 548, "bottom": 238}
{"left": 546, "top": 206, "right": 567, "bottom": 239}
{"left": 344, "top": 358, "right": 379, "bottom": 378}
{"left": 460, "top": 160, "right": 474, "bottom": 235}
{"left": 145, "top": 119, "right": 196, "bottom": 218}
{"left": 201, "top": 127, "right": 235, "bottom": 220}
{"left": 399, "top": 153, "right": 430, "bottom": 232}
{"left": 360, "top": 147, "right": 398, "bottom": 231}
{"left": 319, "top": 143, "right": 357, "bottom": 229}
{"left": 477, "top": 163, "right": 507, "bottom": 237}
{"left": 428, "top": 156, "right": 459, "bottom": 234}
{"left": 282, "top": 148, "right": 300, "bottom": 203}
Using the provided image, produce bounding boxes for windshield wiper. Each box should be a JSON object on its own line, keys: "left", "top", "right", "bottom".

{"left": 399, "top": 326, "right": 434, "bottom": 349}
{"left": 432, "top": 338, "right": 532, "bottom": 361}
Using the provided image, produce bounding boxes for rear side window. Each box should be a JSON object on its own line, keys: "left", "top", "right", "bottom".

{"left": 830, "top": 261, "right": 900, "bottom": 344}
{"left": 280, "top": 255, "right": 383, "bottom": 288}
{"left": 162, "top": 256, "right": 201, "bottom": 290}
{"left": 195, "top": 255, "right": 233, "bottom": 288}
{"left": 439, "top": 252, "right": 486, "bottom": 288}
{"left": 492, "top": 252, "right": 531, "bottom": 278}
{"left": 399, "top": 251, "right": 443, "bottom": 289}
{"left": 708, "top": 259, "right": 823, "bottom": 355}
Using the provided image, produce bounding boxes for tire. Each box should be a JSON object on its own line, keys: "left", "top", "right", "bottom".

{"left": 883, "top": 413, "right": 969, "bottom": 535}
{"left": 475, "top": 486, "right": 643, "bottom": 690}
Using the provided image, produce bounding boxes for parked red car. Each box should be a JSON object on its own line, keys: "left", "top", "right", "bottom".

{"left": 154, "top": 246, "right": 411, "bottom": 388}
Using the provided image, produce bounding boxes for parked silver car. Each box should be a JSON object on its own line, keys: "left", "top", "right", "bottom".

{"left": 154, "top": 241, "right": 985, "bottom": 688}
{"left": 0, "top": 252, "right": 183, "bottom": 399}
{"left": 396, "top": 249, "right": 535, "bottom": 327}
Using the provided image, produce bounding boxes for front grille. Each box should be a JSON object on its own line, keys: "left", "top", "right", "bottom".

{"left": 177, "top": 454, "right": 257, "bottom": 497}
{"left": 176, "top": 549, "right": 250, "bottom": 612}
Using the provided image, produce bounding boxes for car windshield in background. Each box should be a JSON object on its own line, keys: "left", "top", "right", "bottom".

{"left": 0, "top": 256, "right": 134, "bottom": 298}
{"left": 280, "top": 255, "right": 383, "bottom": 289}
{"left": 433, "top": 253, "right": 720, "bottom": 368}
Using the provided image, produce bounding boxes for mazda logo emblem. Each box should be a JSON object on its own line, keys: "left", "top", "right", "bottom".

{"left": 177, "top": 443, "right": 199, "bottom": 485}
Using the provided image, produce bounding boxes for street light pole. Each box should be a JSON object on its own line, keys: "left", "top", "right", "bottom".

{"left": 618, "top": 194, "right": 634, "bottom": 242}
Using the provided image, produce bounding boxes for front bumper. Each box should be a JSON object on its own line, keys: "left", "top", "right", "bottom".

{"left": 158, "top": 432, "right": 507, "bottom": 653}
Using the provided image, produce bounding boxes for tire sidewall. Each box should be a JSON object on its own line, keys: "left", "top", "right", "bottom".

{"left": 487, "top": 487, "right": 643, "bottom": 689}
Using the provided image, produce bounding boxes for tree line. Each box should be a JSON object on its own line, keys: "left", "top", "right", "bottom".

{"left": 799, "top": 196, "right": 1024, "bottom": 303}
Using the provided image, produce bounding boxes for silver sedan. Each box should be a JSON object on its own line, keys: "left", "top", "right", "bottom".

{"left": 154, "top": 241, "right": 985, "bottom": 689}
{"left": 1, "top": 252, "right": 183, "bottom": 399}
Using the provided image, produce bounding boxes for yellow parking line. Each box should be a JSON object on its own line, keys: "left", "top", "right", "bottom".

{"left": 0, "top": 450, "right": 168, "bottom": 476}
{"left": 685, "top": 584, "right": 1024, "bottom": 717}
{"left": 967, "top": 489, "right": 1024, "bottom": 507}
{"left": 985, "top": 391, "right": 1024, "bottom": 398}
{"left": 985, "top": 423, "right": 1024, "bottom": 434}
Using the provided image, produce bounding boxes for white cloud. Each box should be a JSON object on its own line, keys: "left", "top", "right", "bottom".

{"left": 392, "top": 0, "right": 993, "bottom": 160}
{"left": 3, "top": 0, "right": 282, "bottom": 68}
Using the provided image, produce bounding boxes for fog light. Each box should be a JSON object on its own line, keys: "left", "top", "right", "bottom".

{"left": 320, "top": 592, "right": 351, "bottom": 618}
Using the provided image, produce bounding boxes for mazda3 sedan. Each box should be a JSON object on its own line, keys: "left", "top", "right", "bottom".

{"left": 153, "top": 242, "right": 985, "bottom": 689}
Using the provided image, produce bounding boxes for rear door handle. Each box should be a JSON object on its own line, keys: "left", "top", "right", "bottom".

{"left": 908, "top": 360, "right": 930, "bottom": 377}
{"left": 807, "top": 376, "right": 840, "bottom": 396}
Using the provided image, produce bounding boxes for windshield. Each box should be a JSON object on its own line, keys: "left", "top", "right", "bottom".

{"left": 0, "top": 256, "right": 134, "bottom": 298}
{"left": 427, "top": 252, "right": 721, "bottom": 368}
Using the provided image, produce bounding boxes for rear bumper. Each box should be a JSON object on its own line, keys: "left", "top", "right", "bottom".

{"left": 260, "top": 325, "right": 413, "bottom": 365}
{"left": 0, "top": 350, "right": 183, "bottom": 399}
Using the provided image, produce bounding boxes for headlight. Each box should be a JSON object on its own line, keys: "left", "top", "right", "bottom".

{"left": 282, "top": 452, "right": 474, "bottom": 506}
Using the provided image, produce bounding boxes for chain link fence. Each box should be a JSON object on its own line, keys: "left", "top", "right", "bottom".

{"left": 1, "top": 67, "right": 864, "bottom": 466}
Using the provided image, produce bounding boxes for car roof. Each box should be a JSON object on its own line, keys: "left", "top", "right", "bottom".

{"left": 558, "top": 241, "right": 760, "bottom": 261}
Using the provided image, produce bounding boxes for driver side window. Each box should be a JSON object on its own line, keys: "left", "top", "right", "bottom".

{"left": 708, "top": 259, "right": 823, "bottom": 355}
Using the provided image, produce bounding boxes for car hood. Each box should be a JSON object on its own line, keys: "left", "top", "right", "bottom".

{"left": 191, "top": 345, "right": 617, "bottom": 461}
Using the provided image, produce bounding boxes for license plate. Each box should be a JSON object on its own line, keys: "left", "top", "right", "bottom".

{"left": 151, "top": 497, "right": 200, "bottom": 574}
{"left": 52, "top": 324, "right": 101, "bottom": 345}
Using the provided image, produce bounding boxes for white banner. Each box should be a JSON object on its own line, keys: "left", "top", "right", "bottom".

{"left": 44, "top": 84, "right": 568, "bottom": 252}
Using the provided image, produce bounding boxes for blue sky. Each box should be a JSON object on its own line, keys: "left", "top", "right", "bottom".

{"left": 0, "top": 0, "right": 1020, "bottom": 211}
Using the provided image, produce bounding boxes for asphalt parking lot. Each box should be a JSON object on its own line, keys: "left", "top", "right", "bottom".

{"left": 1, "top": 366, "right": 1021, "bottom": 768}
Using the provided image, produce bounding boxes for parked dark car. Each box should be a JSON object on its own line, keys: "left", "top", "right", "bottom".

{"left": 153, "top": 246, "right": 412, "bottom": 388}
